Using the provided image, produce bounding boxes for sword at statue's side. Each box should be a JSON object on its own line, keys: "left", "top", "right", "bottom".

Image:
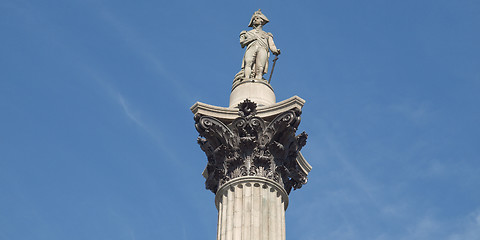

{"left": 268, "top": 54, "right": 279, "bottom": 84}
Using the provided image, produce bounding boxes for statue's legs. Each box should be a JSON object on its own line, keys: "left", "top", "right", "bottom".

{"left": 254, "top": 48, "right": 268, "bottom": 79}
{"left": 243, "top": 47, "right": 257, "bottom": 79}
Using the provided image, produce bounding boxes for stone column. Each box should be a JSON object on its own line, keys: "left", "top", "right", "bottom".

{"left": 215, "top": 176, "right": 288, "bottom": 240}
{"left": 192, "top": 97, "right": 311, "bottom": 240}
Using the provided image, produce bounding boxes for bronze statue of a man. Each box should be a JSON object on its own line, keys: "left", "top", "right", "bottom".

{"left": 240, "top": 9, "right": 281, "bottom": 80}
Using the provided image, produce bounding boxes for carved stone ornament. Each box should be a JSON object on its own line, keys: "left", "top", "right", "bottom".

{"left": 194, "top": 99, "right": 308, "bottom": 194}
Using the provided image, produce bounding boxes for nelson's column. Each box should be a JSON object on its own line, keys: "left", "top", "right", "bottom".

{"left": 191, "top": 10, "right": 311, "bottom": 240}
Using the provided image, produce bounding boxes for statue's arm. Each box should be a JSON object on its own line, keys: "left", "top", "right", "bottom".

{"left": 268, "top": 33, "right": 281, "bottom": 55}
{"left": 240, "top": 30, "right": 254, "bottom": 48}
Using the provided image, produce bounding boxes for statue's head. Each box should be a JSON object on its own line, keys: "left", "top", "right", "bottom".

{"left": 248, "top": 9, "right": 269, "bottom": 27}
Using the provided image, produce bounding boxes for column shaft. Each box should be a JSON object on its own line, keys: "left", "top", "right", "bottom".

{"left": 215, "top": 177, "right": 288, "bottom": 240}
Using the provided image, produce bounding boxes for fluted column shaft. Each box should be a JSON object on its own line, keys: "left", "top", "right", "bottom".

{"left": 215, "top": 176, "right": 288, "bottom": 240}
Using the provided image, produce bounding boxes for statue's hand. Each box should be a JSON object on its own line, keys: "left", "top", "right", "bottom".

{"left": 274, "top": 49, "right": 281, "bottom": 56}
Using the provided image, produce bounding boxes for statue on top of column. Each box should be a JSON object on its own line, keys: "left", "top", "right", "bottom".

{"left": 237, "top": 9, "right": 281, "bottom": 81}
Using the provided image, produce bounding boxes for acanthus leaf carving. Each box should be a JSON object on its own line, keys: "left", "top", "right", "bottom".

{"left": 194, "top": 99, "right": 309, "bottom": 194}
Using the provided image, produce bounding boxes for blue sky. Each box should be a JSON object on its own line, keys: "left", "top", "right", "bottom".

{"left": 1, "top": 0, "right": 479, "bottom": 239}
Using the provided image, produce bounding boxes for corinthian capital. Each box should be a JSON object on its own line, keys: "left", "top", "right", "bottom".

{"left": 194, "top": 99, "right": 310, "bottom": 194}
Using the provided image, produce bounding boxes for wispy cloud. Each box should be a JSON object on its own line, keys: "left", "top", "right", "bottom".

{"left": 324, "top": 130, "right": 381, "bottom": 208}
{"left": 110, "top": 91, "right": 160, "bottom": 146}
{"left": 402, "top": 216, "right": 441, "bottom": 240}
{"left": 448, "top": 209, "right": 480, "bottom": 240}
{"left": 106, "top": 208, "right": 137, "bottom": 240}
{"left": 94, "top": 6, "right": 194, "bottom": 106}
{"left": 84, "top": 69, "right": 186, "bottom": 167}
{"left": 129, "top": 229, "right": 137, "bottom": 240}
{"left": 388, "top": 100, "right": 432, "bottom": 125}
{"left": 116, "top": 93, "right": 146, "bottom": 130}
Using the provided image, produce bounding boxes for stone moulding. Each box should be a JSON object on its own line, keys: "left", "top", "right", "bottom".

{"left": 191, "top": 96, "right": 306, "bottom": 123}
{"left": 215, "top": 176, "right": 289, "bottom": 210}
{"left": 192, "top": 98, "right": 311, "bottom": 195}
{"left": 231, "top": 78, "right": 274, "bottom": 92}
{"left": 296, "top": 152, "right": 312, "bottom": 176}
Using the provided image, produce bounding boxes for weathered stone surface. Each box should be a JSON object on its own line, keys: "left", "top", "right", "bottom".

{"left": 238, "top": 9, "right": 281, "bottom": 81}
{"left": 193, "top": 99, "right": 310, "bottom": 194}
{"left": 215, "top": 176, "right": 288, "bottom": 240}
{"left": 191, "top": 95, "right": 305, "bottom": 122}
{"left": 229, "top": 79, "right": 275, "bottom": 107}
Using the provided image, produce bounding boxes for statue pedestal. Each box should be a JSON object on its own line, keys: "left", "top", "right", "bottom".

{"left": 229, "top": 79, "right": 275, "bottom": 108}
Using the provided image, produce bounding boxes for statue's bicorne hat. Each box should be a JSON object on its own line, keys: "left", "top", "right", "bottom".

{"left": 248, "top": 9, "right": 269, "bottom": 27}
